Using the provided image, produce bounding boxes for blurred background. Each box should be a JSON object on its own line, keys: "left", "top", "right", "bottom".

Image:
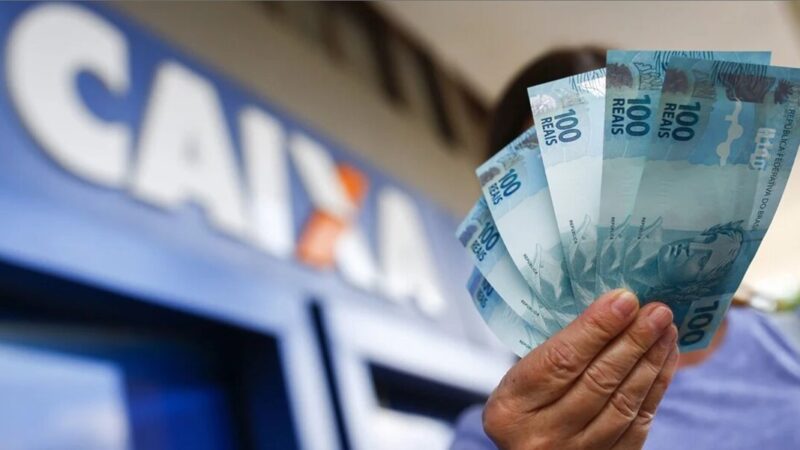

{"left": 1, "top": 1, "right": 800, "bottom": 449}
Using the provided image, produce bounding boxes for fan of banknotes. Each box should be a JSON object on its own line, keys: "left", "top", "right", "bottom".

{"left": 456, "top": 50, "right": 800, "bottom": 356}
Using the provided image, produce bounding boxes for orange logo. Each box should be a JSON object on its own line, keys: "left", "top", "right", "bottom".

{"left": 296, "top": 164, "right": 368, "bottom": 268}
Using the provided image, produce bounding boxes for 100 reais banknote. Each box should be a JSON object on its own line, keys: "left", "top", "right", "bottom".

{"left": 529, "top": 69, "right": 606, "bottom": 312}
{"left": 597, "top": 51, "right": 771, "bottom": 294}
{"left": 457, "top": 50, "right": 800, "bottom": 355}
{"left": 618, "top": 57, "right": 800, "bottom": 350}
{"left": 476, "top": 128, "right": 578, "bottom": 327}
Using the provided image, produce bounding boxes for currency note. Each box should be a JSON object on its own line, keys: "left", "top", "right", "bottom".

{"left": 618, "top": 58, "right": 800, "bottom": 351}
{"left": 528, "top": 69, "right": 605, "bottom": 309}
{"left": 597, "top": 51, "right": 772, "bottom": 294}
{"left": 456, "top": 198, "right": 564, "bottom": 334}
{"left": 477, "top": 128, "right": 578, "bottom": 325}
{"left": 467, "top": 269, "right": 545, "bottom": 357}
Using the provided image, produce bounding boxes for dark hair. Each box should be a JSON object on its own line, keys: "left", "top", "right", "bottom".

{"left": 487, "top": 47, "right": 607, "bottom": 157}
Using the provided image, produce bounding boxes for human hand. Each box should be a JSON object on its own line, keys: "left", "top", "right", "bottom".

{"left": 483, "top": 289, "right": 679, "bottom": 450}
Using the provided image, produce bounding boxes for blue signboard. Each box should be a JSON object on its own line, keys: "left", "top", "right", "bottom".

{"left": 0, "top": 4, "right": 519, "bottom": 449}
{"left": 0, "top": 2, "right": 485, "bottom": 345}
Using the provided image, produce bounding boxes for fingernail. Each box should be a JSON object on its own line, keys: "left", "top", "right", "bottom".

{"left": 611, "top": 290, "right": 638, "bottom": 318}
{"left": 658, "top": 325, "right": 677, "bottom": 348}
{"left": 648, "top": 305, "right": 673, "bottom": 331}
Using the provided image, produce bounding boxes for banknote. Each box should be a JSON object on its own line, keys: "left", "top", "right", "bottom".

{"left": 615, "top": 58, "right": 800, "bottom": 351}
{"left": 476, "top": 128, "right": 578, "bottom": 325}
{"left": 597, "top": 51, "right": 772, "bottom": 294}
{"left": 466, "top": 269, "right": 545, "bottom": 357}
{"left": 528, "top": 69, "right": 606, "bottom": 309}
{"left": 456, "top": 198, "right": 564, "bottom": 334}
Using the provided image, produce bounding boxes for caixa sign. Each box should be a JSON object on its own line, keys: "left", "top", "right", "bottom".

{"left": 0, "top": 3, "right": 455, "bottom": 319}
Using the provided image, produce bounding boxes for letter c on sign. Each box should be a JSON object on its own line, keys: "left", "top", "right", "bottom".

{"left": 6, "top": 4, "right": 131, "bottom": 186}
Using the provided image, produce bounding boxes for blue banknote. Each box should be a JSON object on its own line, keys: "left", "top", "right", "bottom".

{"left": 528, "top": 69, "right": 606, "bottom": 309}
{"left": 456, "top": 198, "right": 564, "bottom": 335}
{"left": 467, "top": 269, "right": 546, "bottom": 357}
{"left": 476, "top": 128, "right": 578, "bottom": 325}
{"left": 613, "top": 58, "right": 800, "bottom": 351}
{"left": 597, "top": 51, "right": 772, "bottom": 294}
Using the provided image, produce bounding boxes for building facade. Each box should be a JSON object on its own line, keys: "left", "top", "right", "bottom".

{"left": 0, "top": 3, "right": 508, "bottom": 449}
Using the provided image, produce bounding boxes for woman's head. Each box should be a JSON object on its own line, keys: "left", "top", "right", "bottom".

{"left": 487, "top": 47, "right": 606, "bottom": 158}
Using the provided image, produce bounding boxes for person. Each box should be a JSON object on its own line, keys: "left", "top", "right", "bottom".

{"left": 451, "top": 47, "right": 800, "bottom": 450}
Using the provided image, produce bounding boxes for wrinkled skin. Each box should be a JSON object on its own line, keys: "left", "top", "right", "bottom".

{"left": 483, "top": 290, "right": 679, "bottom": 450}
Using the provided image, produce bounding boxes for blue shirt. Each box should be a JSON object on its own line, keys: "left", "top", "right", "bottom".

{"left": 451, "top": 308, "right": 800, "bottom": 450}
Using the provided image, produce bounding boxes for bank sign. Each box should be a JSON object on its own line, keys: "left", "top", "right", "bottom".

{"left": 0, "top": 3, "right": 478, "bottom": 340}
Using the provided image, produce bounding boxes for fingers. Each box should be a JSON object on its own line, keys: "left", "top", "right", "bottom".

{"left": 554, "top": 302, "right": 674, "bottom": 428}
{"left": 578, "top": 324, "right": 677, "bottom": 448}
{"left": 612, "top": 345, "right": 680, "bottom": 450}
{"left": 498, "top": 289, "right": 639, "bottom": 411}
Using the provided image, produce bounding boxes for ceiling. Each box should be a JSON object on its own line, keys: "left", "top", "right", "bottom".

{"left": 381, "top": 1, "right": 800, "bottom": 103}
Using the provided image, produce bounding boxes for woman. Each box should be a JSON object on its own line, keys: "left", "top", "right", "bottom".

{"left": 451, "top": 47, "right": 800, "bottom": 450}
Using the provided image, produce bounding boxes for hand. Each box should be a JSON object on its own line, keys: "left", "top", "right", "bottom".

{"left": 483, "top": 289, "right": 679, "bottom": 450}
